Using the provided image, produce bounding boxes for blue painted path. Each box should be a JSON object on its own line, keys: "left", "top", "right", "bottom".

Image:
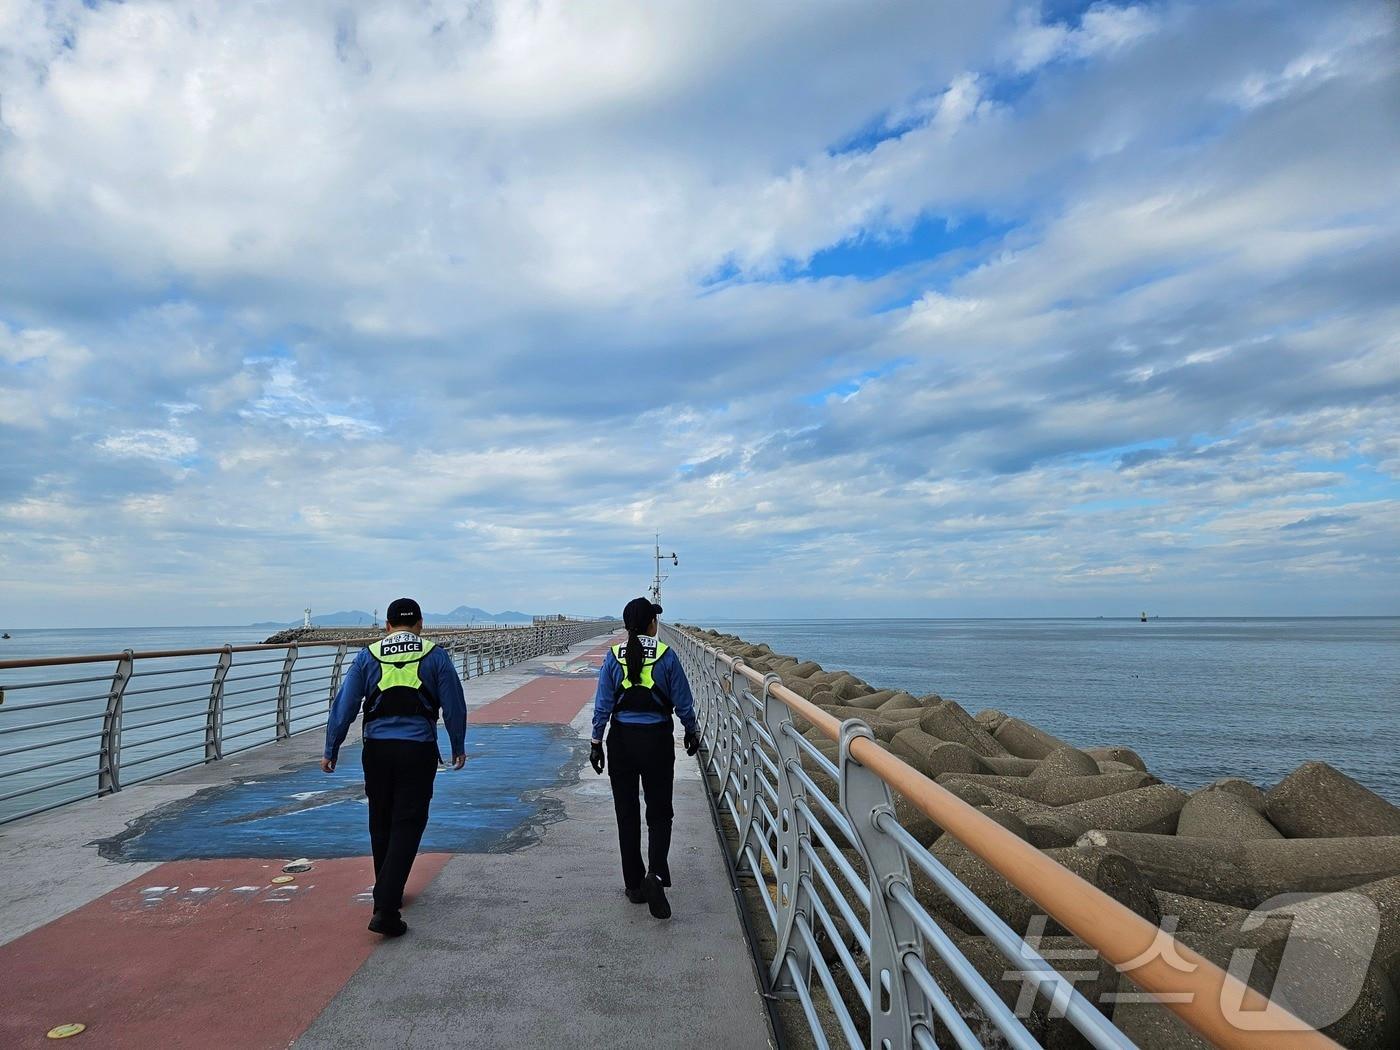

{"left": 104, "top": 724, "right": 578, "bottom": 861}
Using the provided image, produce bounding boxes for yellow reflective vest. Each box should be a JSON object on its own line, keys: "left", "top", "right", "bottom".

{"left": 611, "top": 638, "right": 673, "bottom": 715}
{"left": 366, "top": 634, "right": 439, "bottom": 723}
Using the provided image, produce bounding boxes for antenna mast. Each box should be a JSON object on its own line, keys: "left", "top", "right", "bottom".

{"left": 651, "top": 532, "right": 678, "bottom": 603}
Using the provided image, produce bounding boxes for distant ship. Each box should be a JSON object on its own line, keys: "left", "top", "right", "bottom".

{"left": 1, "top": 632, "right": 9, "bottom": 639}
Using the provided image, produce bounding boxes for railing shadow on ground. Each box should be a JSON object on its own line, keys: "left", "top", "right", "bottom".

{"left": 0, "top": 620, "right": 619, "bottom": 825}
{"left": 663, "top": 623, "right": 1339, "bottom": 1050}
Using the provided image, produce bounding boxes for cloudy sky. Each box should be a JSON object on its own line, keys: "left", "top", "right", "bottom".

{"left": 1, "top": 0, "right": 1397, "bottom": 627}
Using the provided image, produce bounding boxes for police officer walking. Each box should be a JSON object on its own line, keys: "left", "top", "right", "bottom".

{"left": 589, "top": 597, "right": 699, "bottom": 919}
{"left": 323, "top": 597, "right": 467, "bottom": 937}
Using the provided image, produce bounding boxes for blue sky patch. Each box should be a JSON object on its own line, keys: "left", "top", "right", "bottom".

{"left": 800, "top": 358, "right": 912, "bottom": 406}
{"left": 805, "top": 213, "right": 1013, "bottom": 281}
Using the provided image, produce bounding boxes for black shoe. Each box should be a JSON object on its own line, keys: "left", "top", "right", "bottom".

{"left": 643, "top": 873, "right": 671, "bottom": 920}
{"left": 625, "top": 886, "right": 647, "bottom": 905}
{"left": 368, "top": 911, "right": 408, "bottom": 937}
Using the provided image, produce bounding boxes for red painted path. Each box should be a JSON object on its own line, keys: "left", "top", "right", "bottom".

{"left": 467, "top": 634, "right": 620, "bottom": 724}
{"left": 469, "top": 676, "right": 595, "bottom": 724}
{"left": 0, "top": 855, "right": 450, "bottom": 1049}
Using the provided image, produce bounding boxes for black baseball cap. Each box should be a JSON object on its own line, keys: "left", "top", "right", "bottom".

{"left": 623, "top": 597, "right": 663, "bottom": 632}
{"left": 386, "top": 597, "right": 423, "bottom": 625}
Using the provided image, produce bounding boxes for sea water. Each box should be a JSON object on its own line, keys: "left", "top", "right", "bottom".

{"left": 0, "top": 626, "right": 328, "bottom": 823}
{"left": 0, "top": 625, "right": 278, "bottom": 662}
{"left": 697, "top": 618, "right": 1400, "bottom": 802}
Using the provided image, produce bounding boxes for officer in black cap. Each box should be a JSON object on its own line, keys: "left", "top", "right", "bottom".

{"left": 589, "top": 597, "right": 699, "bottom": 919}
{"left": 323, "top": 597, "right": 467, "bottom": 937}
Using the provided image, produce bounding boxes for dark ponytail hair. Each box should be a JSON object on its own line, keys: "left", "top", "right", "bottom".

{"left": 621, "top": 596, "right": 658, "bottom": 684}
{"left": 625, "top": 628, "right": 645, "bottom": 685}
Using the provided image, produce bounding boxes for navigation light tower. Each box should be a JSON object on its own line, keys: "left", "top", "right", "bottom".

{"left": 651, "top": 532, "right": 678, "bottom": 604}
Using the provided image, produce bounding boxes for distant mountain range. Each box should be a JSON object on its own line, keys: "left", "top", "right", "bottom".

{"left": 251, "top": 604, "right": 539, "bottom": 628}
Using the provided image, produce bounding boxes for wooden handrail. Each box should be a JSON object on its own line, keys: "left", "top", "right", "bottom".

{"left": 706, "top": 637, "right": 1339, "bottom": 1050}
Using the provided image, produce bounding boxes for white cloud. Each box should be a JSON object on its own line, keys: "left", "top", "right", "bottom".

{"left": 0, "top": 0, "right": 1396, "bottom": 624}
{"left": 237, "top": 361, "right": 381, "bottom": 439}
{"left": 97, "top": 428, "right": 198, "bottom": 461}
{"left": 1004, "top": 3, "right": 1159, "bottom": 75}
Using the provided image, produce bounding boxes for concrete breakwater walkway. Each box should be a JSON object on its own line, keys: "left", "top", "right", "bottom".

{"left": 0, "top": 634, "right": 772, "bottom": 1050}
{"left": 690, "top": 626, "right": 1400, "bottom": 1050}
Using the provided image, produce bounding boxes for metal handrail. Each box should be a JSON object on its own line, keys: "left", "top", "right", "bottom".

{"left": 0, "top": 619, "right": 618, "bottom": 824}
{"left": 663, "top": 623, "right": 1338, "bottom": 1050}
{"left": 0, "top": 623, "right": 545, "bottom": 670}
{"left": 1, "top": 672, "right": 115, "bottom": 691}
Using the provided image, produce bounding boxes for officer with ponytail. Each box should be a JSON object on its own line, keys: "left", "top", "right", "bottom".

{"left": 589, "top": 597, "right": 699, "bottom": 919}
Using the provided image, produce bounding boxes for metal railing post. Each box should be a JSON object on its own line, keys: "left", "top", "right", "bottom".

{"left": 703, "top": 646, "right": 723, "bottom": 770}
{"left": 686, "top": 641, "right": 709, "bottom": 743}
{"left": 275, "top": 642, "right": 298, "bottom": 740}
{"left": 205, "top": 645, "right": 233, "bottom": 763}
{"left": 99, "top": 651, "right": 133, "bottom": 795}
{"left": 839, "top": 719, "right": 929, "bottom": 1049}
{"left": 728, "top": 658, "right": 762, "bottom": 868}
{"left": 327, "top": 643, "right": 349, "bottom": 708}
{"left": 697, "top": 646, "right": 720, "bottom": 760}
{"left": 711, "top": 649, "right": 736, "bottom": 792}
{"left": 762, "top": 672, "right": 815, "bottom": 998}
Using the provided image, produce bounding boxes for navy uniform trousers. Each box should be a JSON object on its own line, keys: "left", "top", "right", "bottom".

{"left": 606, "top": 721, "right": 675, "bottom": 889}
{"left": 361, "top": 738, "right": 438, "bottom": 915}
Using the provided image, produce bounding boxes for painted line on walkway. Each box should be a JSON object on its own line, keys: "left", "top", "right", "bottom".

{"left": 0, "top": 855, "right": 450, "bottom": 1050}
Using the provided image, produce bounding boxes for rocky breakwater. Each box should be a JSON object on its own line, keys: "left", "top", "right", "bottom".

{"left": 261, "top": 625, "right": 518, "bottom": 645}
{"left": 689, "top": 627, "right": 1400, "bottom": 1050}
{"left": 262, "top": 626, "right": 382, "bottom": 644}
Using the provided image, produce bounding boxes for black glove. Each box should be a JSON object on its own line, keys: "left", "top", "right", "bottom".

{"left": 684, "top": 730, "right": 699, "bottom": 756}
{"left": 589, "top": 741, "right": 605, "bottom": 774}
